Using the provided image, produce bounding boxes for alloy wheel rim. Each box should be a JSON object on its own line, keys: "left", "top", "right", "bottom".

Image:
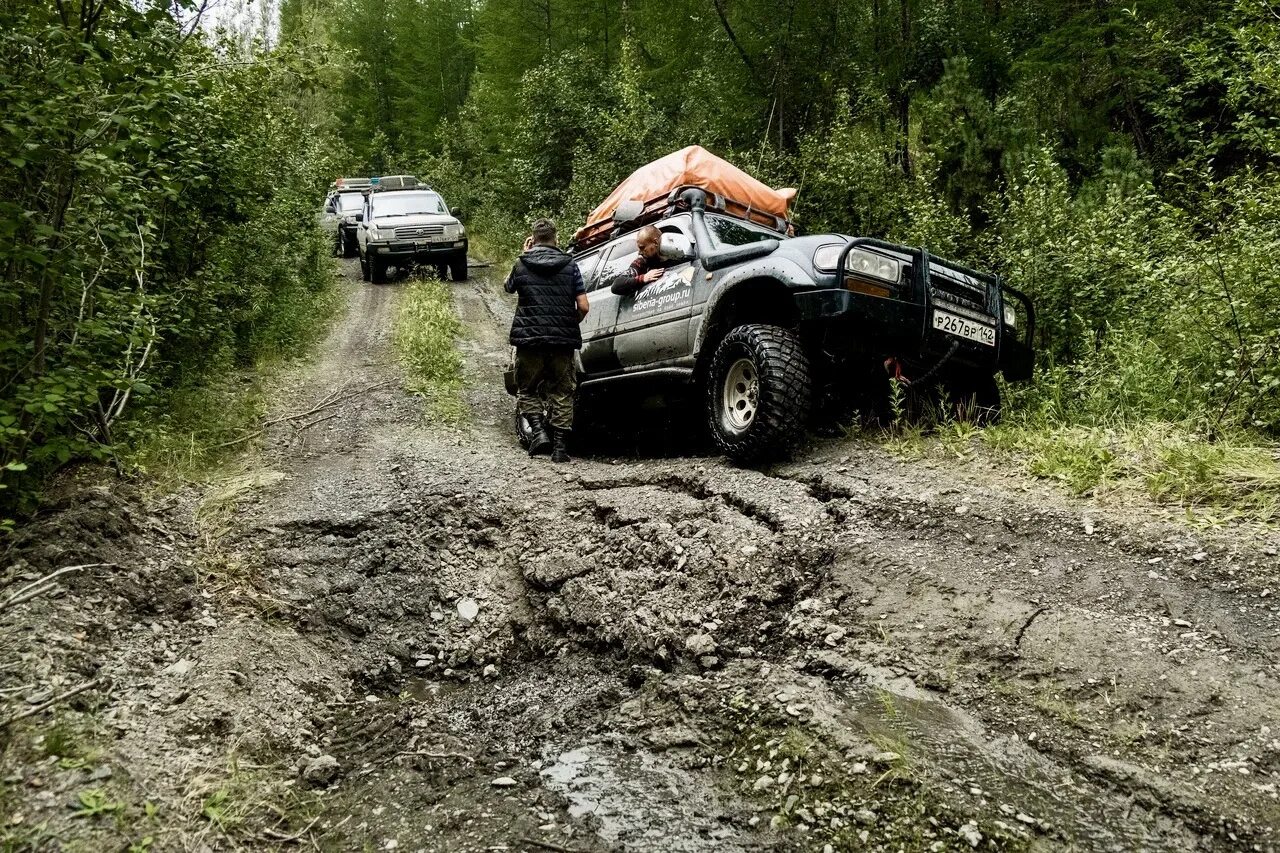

{"left": 721, "top": 357, "right": 759, "bottom": 434}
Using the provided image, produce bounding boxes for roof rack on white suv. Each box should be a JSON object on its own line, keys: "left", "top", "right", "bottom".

{"left": 330, "top": 177, "right": 372, "bottom": 191}
{"left": 369, "top": 175, "right": 432, "bottom": 192}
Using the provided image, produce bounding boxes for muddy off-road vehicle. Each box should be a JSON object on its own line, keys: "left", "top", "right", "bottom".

{"left": 356, "top": 176, "right": 468, "bottom": 284}
{"left": 506, "top": 153, "right": 1035, "bottom": 463}
{"left": 321, "top": 177, "right": 372, "bottom": 257}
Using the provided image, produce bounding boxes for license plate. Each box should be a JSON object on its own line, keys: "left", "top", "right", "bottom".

{"left": 933, "top": 309, "right": 995, "bottom": 347}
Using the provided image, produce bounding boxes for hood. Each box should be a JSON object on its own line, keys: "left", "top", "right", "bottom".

{"left": 370, "top": 212, "right": 459, "bottom": 229}
{"left": 520, "top": 245, "right": 574, "bottom": 274}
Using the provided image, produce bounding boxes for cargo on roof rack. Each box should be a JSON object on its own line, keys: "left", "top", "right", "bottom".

{"left": 331, "top": 177, "right": 372, "bottom": 190}
{"left": 572, "top": 145, "right": 795, "bottom": 251}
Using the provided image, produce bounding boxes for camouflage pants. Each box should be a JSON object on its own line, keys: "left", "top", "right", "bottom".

{"left": 514, "top": 347, "right": 576, "bottom": 430}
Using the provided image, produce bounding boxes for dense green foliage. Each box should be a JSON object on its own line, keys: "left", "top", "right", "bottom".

{"left": 0, "top": 1, "right": 338, "bottom": 514}
{"left": 286, "top": 0, "right": 1279, "bottom": 439}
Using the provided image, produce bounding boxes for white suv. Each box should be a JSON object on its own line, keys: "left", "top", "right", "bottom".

{"left": 356, "top": 184, "right": 468, "bottom": 284}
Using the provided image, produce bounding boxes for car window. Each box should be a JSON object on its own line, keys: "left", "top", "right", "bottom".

{"left": 573, "top": 251, "right": 602, "bottom": 290}
{"left": 324, "top": 196, "right": 336, "bottom": 213}
{"left": 370, "top": 191, "right": 447, "bottom": 218}
{"left": 595, "top": 237, "right": 639, "bottom": 291}
{"left": 708, "top": 215, "right": 783, "bottom": 247}
{"left": 337, "top": 193, "right": 363, "bottom": 213}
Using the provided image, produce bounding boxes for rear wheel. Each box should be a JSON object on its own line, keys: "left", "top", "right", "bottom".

{"left": 450, "top": 254, "right": 469, "bottom": 282}
{"left": 705, "top": 324, "right": 811, "bottom": 464}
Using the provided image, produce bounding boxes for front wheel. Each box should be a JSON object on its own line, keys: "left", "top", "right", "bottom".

{"left": 705, "top": 324, "right": 811, "bottom": 464}
{"left": 371, "top": 256, "right": 389, "bottom": 284}
{"left": 450, "top": 254, "right": 469, "bottom": 282}
{"left": 359, "top": 250, "right": 371, "bottom": 281}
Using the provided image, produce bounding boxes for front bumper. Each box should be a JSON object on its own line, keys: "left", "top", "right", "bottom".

{"left": 793, "top": 274, "right": 1034, "bottom": 379}
{"left": 369, "top": 238, "right": 468, "bottom": 260}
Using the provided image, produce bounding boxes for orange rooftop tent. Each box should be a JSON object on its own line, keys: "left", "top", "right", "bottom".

{"left": 574, "top": 146, "right": 797, "bottom": 246}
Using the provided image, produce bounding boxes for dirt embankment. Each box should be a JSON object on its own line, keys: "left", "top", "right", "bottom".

{"left": 2, "top": 262, "right": 1278, "bottom": 852}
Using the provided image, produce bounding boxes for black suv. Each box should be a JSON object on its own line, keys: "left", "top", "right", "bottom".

{"left": 507, "top": 187, "right": 1034, "bottom": 463}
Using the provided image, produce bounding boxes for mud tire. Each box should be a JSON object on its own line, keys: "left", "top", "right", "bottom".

{"left": 359, "top": 250, "right": 371, "bottom": 282}
{"left": 341, "top": 232, "right": 358, "bottom": 258}
{"left": 705, "top": 324, "right": 811, "bottom": 464}
{"left": 371, "top": 256, "right": 389, "bottom": 285}
{"left": 450, "top": 255, "right": 469, "bottom": 282}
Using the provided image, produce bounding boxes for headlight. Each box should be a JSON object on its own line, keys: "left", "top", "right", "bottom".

{"left": 443, "top": 223, "right": 462, "bottom": 239}
{"left": 813, "top": 245, "right": 901, "bottom": 282}
{"left": 368, "top": 226, "right": 381, "bottom": 241}
{"left": 1003, "top": 304, "right": 1017, "bottom": 328}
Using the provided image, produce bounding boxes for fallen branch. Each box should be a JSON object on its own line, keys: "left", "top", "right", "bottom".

{"left": 264, "top": 381, "right": 394, "bottom": 428}
{"left": 208, "top": 429, "right": 264, "bottom": 450}
{"left": 1, "top": 678, "right": 106, "bottom": 727}
{"left": 261, "top": 815, "right": 321, "bottom": 844}
{"left": 0, "top": 564, "right": 103, "bottom": 611}
{"left": 395, "top": 750, "right": 474, "bottom": 763}
{"left": 295, "top": 412, "right": 340, "bottom": 433}
{"left": 519, "top": 838, "right": 586, "bottom": 853}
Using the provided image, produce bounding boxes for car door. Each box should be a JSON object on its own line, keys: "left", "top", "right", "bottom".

{"left": 613, "top": 217, "right": 697, "bottom": 368}
{"left": 579, "top": 240, "right": 631, "bottom": 375}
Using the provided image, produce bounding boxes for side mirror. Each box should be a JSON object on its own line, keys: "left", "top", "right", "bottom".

{"left": 450, "top": 207, "right": 464, "bottom": 220}
{"left": 354, "top": 212, "right": 364, "bottom": 222}
{"left": 660, "top": 232, "right": 694, "bottom": 261}
{"left": 614, "top": 200, "right": 644, "bottom": 224}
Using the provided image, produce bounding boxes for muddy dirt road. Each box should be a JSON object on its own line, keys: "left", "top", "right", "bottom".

{"left": 3, "top": 262, "right": 1280, "bottom": 852}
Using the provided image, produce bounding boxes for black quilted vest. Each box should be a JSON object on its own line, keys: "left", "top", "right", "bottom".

{"left": 507, "top": 246, "right": 582, "bottom": 349}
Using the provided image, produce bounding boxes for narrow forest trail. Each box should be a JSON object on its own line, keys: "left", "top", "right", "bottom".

{"left": 3, "top": 262, "right": 1279, "bottom": 852}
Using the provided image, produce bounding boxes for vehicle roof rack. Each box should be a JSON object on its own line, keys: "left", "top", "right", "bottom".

{"left": 331, "top": 177, "right": 372, "bottom": 190}
{"left": 369, "top": 175, "right": 433, "bottom": 192}
{"left": 570, "top": 184, "right": 791, "bottom": 252}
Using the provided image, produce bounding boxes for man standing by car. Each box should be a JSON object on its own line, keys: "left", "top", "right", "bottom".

{"left": 610, "top": 224, "right": 670, "bottom": 295}
{"left": 506, "top": 218, "right": 589, "bottom": 463}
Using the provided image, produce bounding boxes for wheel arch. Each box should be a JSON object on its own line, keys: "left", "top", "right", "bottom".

{"left": 694, "top": 269, "right": 808, "bottom": 380}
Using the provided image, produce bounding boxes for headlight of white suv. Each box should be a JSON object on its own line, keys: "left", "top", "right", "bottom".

{"left": 443, "top": 223, "right": 463, "bottom": 240}
{"left": 813, "top": 245, "right": 901, "bottom": 282}
{"left": 367, "top": 226, "right": 382, "bottom": 241}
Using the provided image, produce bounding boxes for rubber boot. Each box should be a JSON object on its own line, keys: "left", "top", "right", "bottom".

{"left": 551, "top": 427, "right": 571, "bottom": 464}
{"left": 526, "top": 413, "right": 552, "bottom": 457}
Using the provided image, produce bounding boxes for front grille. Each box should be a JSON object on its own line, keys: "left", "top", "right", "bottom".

{"left": 394, "top": 225, "right": 445, "bottom": 239}
{"left": 930, "top": 271, "right": 989, "bottom": 315}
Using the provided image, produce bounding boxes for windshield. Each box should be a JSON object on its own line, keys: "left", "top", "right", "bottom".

{"left": 372, "top": 191, "right": 447, "bottom": 218}
{"left": 337, "top": 193, "right": 363, "bottom": 213}
{"left": 708, "top": 215, "right": 784, "bottom": 247}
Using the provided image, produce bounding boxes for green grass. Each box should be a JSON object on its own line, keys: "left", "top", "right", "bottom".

{"left": 394, "top": 274, "right": 467, "bottom": 423}
{"left": 983, "top": 421, "right": 1280, "bottom": 524}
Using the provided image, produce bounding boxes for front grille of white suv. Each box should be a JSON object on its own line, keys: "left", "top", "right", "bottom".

{"left": 394, "top": 225, "right": 445, "bottom": 239}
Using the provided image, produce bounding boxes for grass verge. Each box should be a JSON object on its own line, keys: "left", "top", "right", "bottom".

{"left": 120, "top": 262, "right": 343, "bottom": 488}
{"left": 394, "top": 274, "right": 467, "bottom": 423}
{"left": 983, "top": 420, "right": 1280, "bottom": 525}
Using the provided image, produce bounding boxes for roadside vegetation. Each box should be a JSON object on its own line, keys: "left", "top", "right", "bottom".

{"left": 0, "top": 2, "right": 343, "bottom": 520}
{"left": 280, "top": 0, "right": 1280, "bottom": 520}
{"left": 395, "top": 274, "right": 467, "bottom": 423}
